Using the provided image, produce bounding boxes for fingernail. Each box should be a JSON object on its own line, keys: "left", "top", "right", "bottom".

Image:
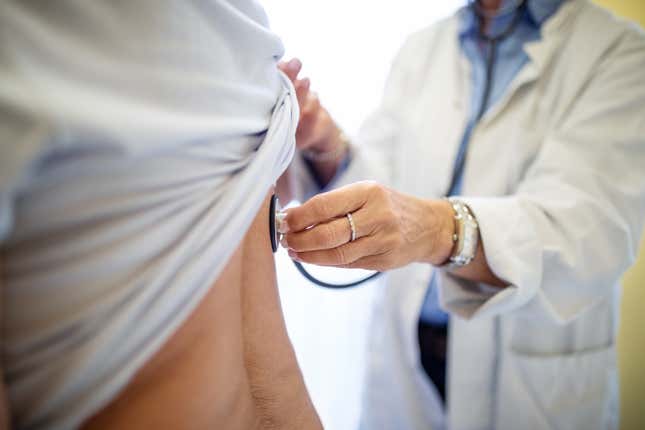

{"left": 287, "top": 58, "right": 301, "bottom": 71}
{"left": 301, "top": 78, "right": 310, "bottom": 90}
{"left": 288, "top": 249, "right": 299, "bottom": 261}
{"left": 280, "top": 236, "right": 288, "bottom": 249}
{"left": 276, "top": 211, "right": 290, "bottom": 233}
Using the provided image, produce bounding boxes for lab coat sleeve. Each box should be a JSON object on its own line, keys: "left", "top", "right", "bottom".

{"left": 289, "top": 33, "right": 423, "bottom": 201}
{"left": 440, "top": 29, "right": 645, "bottom": 323}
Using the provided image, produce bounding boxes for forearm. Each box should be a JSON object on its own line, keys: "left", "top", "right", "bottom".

{"left": 424, "top": 199, "right": 506, "bottom": 288}
{"left": 275, "top": 129, "right": 347, "bottom": 205}
{"left": 448, "top": 240, "right": 506, "bottom": 288}
{"left": 304, "top": 132, "right": 347, "bottom": 187}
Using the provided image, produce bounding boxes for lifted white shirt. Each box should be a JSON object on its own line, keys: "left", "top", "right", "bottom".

{"left": 0, "top": 1, "right": 296, "bottom": 428}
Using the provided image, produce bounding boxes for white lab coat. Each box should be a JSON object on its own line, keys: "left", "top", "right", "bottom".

{"left": 291, "top": 1, "right": 645, "bottom": 429}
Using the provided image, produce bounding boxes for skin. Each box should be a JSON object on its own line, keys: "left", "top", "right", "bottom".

{"left": 276, "top": 0, "right": 507, "bottom": 287}
{"left": 82, "top": 191, "right": 322, "bottom": 430}
{"left": 0, "top": 192, "right": 321, "bottom": 430}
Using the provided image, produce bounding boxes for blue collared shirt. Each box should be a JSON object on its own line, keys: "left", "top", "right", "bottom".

{"left": 419, "top": 0, "right": 563, "bottom": 325}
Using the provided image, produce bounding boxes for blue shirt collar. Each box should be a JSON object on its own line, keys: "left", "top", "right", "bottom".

{"left": 458, "top": 0, "right": 564, "bottom": 38}
{"left": 526, "top": 0, "right": 563, "bottom": 25}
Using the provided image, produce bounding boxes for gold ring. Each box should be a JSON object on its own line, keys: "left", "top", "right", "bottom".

{"left": 346, "top": 212, "right": 356, "bottom": 242}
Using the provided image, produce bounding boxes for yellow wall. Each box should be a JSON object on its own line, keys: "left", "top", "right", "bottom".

{"left": 618, "top": 236, "right": 645, "bottom": 430}
{"left": 591, "top": 2, "right": 645, "bottom": 429}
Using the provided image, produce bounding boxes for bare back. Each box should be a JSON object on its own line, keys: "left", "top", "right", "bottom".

{"left": 83, "top": 191, "right": 322, "bottom": 429}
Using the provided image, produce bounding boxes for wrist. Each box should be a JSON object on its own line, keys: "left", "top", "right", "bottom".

{"left": 424, "top": 199, "right": 457, "bottom": 266}
{"left": 302, "top": 129, "right": 348, "bottom": 164}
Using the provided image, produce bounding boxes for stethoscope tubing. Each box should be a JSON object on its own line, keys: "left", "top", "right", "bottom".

{"left": 292, "top": 260, "right": 382, "bottom": 289}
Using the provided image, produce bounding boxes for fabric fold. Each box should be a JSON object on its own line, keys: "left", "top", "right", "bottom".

{"left": 0, "top": 2, "right": 297, "bottom": 428}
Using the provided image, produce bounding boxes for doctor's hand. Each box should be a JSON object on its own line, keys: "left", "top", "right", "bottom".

{"left": 278, "top": 181, "right": 456, "bottom": 271}
{"left": 278, "top": 58, "right": 342, "bottom": 155}
{"left": 276, "top": 58, "right": 350, "bottom": 200}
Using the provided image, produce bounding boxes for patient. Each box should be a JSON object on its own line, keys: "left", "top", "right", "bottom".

{"left": 0, "top": 1, "right": 320, "bottom": 429}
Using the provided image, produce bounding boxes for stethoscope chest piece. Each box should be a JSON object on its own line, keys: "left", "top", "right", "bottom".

{"left": 268, "top": 193, "right": 382, "bottom": 288}
{"left": 269, "top": 193, "right": 281, "bottom": 253}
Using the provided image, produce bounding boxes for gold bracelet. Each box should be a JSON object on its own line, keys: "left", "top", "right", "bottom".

{"left": 301, "top": 132, "right": 350, "bottom": 163}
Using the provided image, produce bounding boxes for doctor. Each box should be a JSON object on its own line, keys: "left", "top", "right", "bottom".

{"left": 277, "top": 0, "right": 645, "bottom": 428}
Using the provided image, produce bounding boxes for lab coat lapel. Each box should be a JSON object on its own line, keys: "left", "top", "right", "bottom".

{"left": 422, "top": 18, "right": 471, "bottom": 199}
{"left": 477, "top": 0, "right": 581, "bottom": 128}
{"left": 433, "top": 5, "right": 571, "bottom": 199}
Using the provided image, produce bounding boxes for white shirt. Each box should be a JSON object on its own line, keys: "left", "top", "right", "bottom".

{"left": 0, "top": 1, "right": 296, "bottom": 428}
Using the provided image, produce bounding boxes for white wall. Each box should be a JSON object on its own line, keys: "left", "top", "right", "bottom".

{"left": 263, "top": 0, "right": 460, "bottom": 134}
{"left": 262, "top": 2, "right": 461, "bottom": 429}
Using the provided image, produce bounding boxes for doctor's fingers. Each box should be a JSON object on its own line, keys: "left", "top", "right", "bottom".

{"left": 283, "top": 208, "right": 376, "bottom": 252}
{"left": 278, "top": 57, "right": 302, "bottom": 82}
{"left": 288, "top": 236, "right": 386, "bottom": 267}
{"left": 281, "top": 182, "right": 373, "bottom": 233}
{"left": 294, "top": 78, "right": 310, "bottom": 108}
{"left": 298, "top": 92, "right": 321, "bottom": 126}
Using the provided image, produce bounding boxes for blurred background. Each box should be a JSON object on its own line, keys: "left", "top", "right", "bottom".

{"left": 262, "top": 1, "right": 645, "bottom": 429}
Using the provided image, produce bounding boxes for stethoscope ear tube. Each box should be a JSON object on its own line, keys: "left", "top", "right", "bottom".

{"left": 270, "top": 193, "right": 381, "bottom": 288}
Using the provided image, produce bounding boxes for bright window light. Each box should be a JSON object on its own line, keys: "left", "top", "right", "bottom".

{"left": 263, "top": 0, "right": 460, "bottom": 134}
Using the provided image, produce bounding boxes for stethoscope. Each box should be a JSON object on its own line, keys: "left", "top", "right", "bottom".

{"left": 269, "top": 194, "right": 382, "bottom": 288}
{"left": 270, "top": 0, "right": 526, "bottom": 289}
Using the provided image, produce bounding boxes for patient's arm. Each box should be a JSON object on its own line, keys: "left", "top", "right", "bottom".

{"left": 241, "top": 193, "right": 322, "bottom": 429}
